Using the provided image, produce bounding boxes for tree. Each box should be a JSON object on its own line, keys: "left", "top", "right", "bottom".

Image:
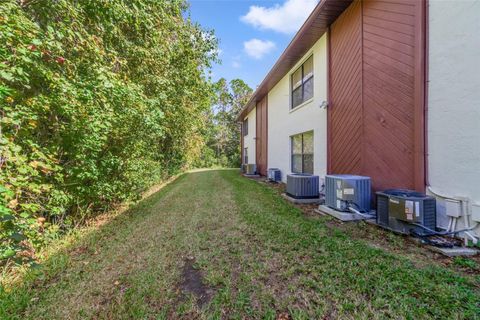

{"left": 204, "top": 78, "right": 252, "bottom": 167}
{"left": 0, "top": 0, "right": 217, "bottom": 264}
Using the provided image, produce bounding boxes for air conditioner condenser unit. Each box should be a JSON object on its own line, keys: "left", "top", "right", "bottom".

{"left": 325, "top": 175, "right": 371, "bottom": 212}
{"left": 244, "top": 164, "right": 257, "bottom": 175}
{"left": 267, "top": 168, "right": 281, "bottom": 182}
{"left": 376, "top": 189, "right": 436, "bottom": 235}
{"left": 286, "top": 174, "right": 319, "bottom": 199}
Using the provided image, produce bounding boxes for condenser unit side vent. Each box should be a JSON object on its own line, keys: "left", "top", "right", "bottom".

{"left": 376, "top": 195, "right": 389, "bottom": 226}
{"left": 422, "top": 199, "right": 437, "bottom": 230}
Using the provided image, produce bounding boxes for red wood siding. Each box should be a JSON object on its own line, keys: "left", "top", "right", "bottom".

{"left": 329, "top": 0, "right": 363, "bottom": 175}
{"left": 240, "top": 123, "right": 244, "bottom": 165}
{"left": 328, "top": 0, "right": 425, "bottom": 192}
{"left": 256, "top": 96, "right": 268, "bottom": 176}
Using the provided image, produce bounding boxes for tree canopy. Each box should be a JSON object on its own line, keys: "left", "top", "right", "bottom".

{"left": 0, "top": 0, "right": 220, "bottom": 264}
{"left": 198, "top": 78, "right": 252, "bottom": 167}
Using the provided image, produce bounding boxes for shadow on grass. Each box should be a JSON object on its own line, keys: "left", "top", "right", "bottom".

{"left": 0, "top": 171, "right": 198, "bottom": 318}
{"left": 0, "top": 169, "right": 242, "bottom": 319}
{"left": 224, "top": 170, "right": 480, "bottom": 318}
{"left": 2, "top": 168, "right": 479, "bottom": 319}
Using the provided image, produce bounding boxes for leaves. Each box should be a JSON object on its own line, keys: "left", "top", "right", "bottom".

{"left": 0, "top": 0, "right": 217, "bottom": 265}
{"left": 198, "top": 78, "right": 252, "bottom": 167}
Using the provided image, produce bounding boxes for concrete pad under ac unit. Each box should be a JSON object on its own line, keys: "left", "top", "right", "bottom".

{"left": 315, "top": 205, "right": 375, "bottom": 222}
{"left": 426, "top": 246, "right": 478, "bottom": 257}
{"left": 242, "top": 174, "right": 261, "bottom": 178}
{"left": 281, "top": 193, "right": 321, "bottom": 204}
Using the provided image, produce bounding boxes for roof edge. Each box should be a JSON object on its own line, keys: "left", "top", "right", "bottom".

{"left": 236, "top": 0, "right": 353, "bottom": 121}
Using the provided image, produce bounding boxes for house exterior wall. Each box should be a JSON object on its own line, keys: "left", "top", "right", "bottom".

{"left": 329, "top": 0, "right": 425, "bottom": 193}
{"left": 267, "top": 34, "right": 328, "bottom": 183}
{"left": 243, "top": 107, "right": 256, "bottom": 164}
{"left": 428, "top": 0, "right": 480, "bottom": 231}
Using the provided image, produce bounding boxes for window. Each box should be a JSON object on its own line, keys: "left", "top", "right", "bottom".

{"left": 243, "top": 118, "right": 248, "bottom": 136}
{"left": 291, "top": 131, "right": 313, "bottom": 174}
{"left": 291, "top": 55, "right": 313, "bottom": 109}
{"left": 244, "top": 147, "right": 248, "bottom": 164}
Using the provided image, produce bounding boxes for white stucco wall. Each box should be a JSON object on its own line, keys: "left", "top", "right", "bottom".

{"left": 267, "top": 34, "right": 328, "bottom": 183}
{"left": 428, "top": 0, "right": 480, "bottom": 232}
{"left": 243, "top": 107, "right": 256, "bottom": 164}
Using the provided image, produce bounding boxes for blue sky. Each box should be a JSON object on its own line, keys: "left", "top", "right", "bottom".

{"left": 188, "top": 0, "right": 318, "bottom": 90}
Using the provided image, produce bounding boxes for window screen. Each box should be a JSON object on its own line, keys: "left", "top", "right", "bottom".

{"left": 291, "top": 131, "right": 314, "bottom": 174}
{"left": 291, "top": 55, "right": 314, "bottom": 109}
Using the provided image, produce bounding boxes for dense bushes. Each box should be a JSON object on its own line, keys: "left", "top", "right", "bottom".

{"left": 0, "top": 0, "right": 217, "bottom": 264}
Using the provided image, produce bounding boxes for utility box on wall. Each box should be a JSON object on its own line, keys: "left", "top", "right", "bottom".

{"left": 472, "top": 204, "right": 480, "bottom": 223}
{"left": 445, "top": 199, "right": 462, "bottom": 218}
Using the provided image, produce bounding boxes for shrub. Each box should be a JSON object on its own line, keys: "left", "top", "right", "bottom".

{"left": 0, "top": 0, "right": 217, "bottom": 265}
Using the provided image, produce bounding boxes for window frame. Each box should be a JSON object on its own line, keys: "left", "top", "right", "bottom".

{"left": 290, "top": 131, "right": 314, "bottom": 174}
{"left": 243, "top": 118, "right": 248, "bottom": 136}
{"left": 290, "top": 55, "right": 314, "bottom": 110}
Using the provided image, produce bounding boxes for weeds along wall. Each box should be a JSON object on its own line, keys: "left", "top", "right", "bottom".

{"left": 0, "top": 0, "right": 217, "bottom": 263}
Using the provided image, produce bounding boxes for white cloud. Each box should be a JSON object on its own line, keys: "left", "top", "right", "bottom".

{"left": 243, "top": 39, "right": 276, "bottom": 59}
{"left": 232, "top": 61, "right": 241, "bottom": 68}
{"left": 241, "top": 0, "right": 318, "bottom": 34}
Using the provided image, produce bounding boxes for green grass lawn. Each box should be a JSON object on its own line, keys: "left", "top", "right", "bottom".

{"left": 1, "top": 169, "right": 479, "bottom": 319}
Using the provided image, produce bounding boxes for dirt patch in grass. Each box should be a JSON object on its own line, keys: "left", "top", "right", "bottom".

{"left": 179, "top": 257, "right": 215, "bottom": 308}
{"left": 276, "top": 311, "right": 291, "bottom": 320}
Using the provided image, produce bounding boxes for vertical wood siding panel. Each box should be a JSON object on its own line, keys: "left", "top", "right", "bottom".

{"left": 328, "top": 0, "right": 363, "bottom": 175}
{"left": 328, "top": 0, "right": 425, "bottom": 192}
{"left": 362, "top": 0, "right": 424, "bottom": 191}
{"left": 256, "top": 96, "right": 268, "bottom": 176}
